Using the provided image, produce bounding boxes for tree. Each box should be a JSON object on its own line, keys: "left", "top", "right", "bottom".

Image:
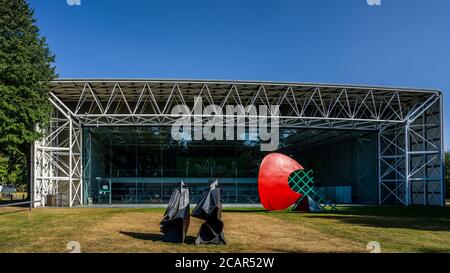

{"left": 446, "top": 151, "right": 449, "bottom": 199}
{"left": 0, "top": 0, "right": 56, "bottom": 188}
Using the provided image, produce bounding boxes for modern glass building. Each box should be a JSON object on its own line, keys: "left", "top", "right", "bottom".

{"left": 83, "top": 126, "right": 377, "bottom": 205}
{"left": 32, "top": 79, "right": 445, "bottom": 207}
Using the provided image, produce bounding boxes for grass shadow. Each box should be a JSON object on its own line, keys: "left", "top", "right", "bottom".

{"left": 223, "top": 209, "right": 267, "bottom": 213}
{"left": 301, "top": 206, "right": 450, "bottom": 232}
{"left": 119, "top": 231, "right": 196, "bottom": 244}
{"left": 0, "top": 208, "right": 30, "bottom": 215}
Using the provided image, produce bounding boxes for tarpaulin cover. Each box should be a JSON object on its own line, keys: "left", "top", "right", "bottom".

{"left": 160, "top": 180, "right": 190, "bottom": 243}
{"left": 191, "top": 179, "right": 226, "bottom": 245}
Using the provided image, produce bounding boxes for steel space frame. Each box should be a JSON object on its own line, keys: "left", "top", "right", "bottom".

{"left": 32, "top": 80, "right": 445, "bottom": 207}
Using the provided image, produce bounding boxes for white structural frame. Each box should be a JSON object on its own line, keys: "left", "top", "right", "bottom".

{"left": 32, "top": 79, "right": 445, "bottom": 207}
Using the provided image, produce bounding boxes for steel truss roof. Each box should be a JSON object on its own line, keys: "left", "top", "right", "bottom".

{"left": 31, "top": 79, "right": 445, "bottom": 207}
{"left": 49, "top": 79, "right": 438, "bottom": 129}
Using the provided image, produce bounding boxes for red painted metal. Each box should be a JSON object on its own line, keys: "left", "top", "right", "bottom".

{"left": 258, "top": 153, "right": 303, "bottom": 211}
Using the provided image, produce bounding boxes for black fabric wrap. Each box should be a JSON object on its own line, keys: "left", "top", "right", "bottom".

{"left": 160, "top": 181, "right": 190, "bottom": 243}
{"left": 191, "top": 180, "right": 226, "bottom": 245}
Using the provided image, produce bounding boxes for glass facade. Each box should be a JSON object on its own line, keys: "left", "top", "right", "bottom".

{"left": 83, "top": 127, "right": 378, "bottom": 205}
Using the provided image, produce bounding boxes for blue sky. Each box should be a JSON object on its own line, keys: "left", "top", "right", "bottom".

{"left": 29, "top": 0, "right": 450, "bottom": 148}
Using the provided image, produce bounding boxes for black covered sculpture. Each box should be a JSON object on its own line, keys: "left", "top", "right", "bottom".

{"left": 160, "top": 180, "right": 190, "bottom": 243}
{"left": 191, "top": 179, "right": 226, "bottom": 245}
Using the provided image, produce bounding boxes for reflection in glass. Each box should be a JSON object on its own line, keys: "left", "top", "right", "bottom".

{"left": 82, "top": 127, "right": 377, "bottom": 205}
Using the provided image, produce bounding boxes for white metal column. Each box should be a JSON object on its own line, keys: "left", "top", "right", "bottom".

{"left": 33, "top": 98, "right": 82, "bottom": 207}
{"left": 378, "top": 93, "right": 444, "bottom": 206}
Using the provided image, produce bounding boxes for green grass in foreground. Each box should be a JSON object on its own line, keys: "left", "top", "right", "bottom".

{"left": 267, "top": 205, "right": 450, "bottom": 253}
{"left": 0, "top": 205, "right": 449, "bottom": 253}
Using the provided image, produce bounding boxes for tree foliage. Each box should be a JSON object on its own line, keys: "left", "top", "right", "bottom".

{"left": 0, "top": 0, "right": 56, "bottom": 186}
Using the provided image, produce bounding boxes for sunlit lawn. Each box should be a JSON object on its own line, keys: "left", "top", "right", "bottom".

{"left": 0, "top": 205, "right": 449, "bottom": 253}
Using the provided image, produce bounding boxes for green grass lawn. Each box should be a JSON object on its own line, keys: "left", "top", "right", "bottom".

{"left": 0, "top": 205, "right": 449, "bottom": 253}
{"left": 267, "top": 205, "right": 450, "bottom": 253}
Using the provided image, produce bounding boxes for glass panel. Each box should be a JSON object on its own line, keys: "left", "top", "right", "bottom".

{"left": 82, "top": 127, "right": 378, "bottom": 205}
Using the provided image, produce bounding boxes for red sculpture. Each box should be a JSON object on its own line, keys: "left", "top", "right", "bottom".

{"left": 258, "top": 153, "right": 303, "bottom": 211}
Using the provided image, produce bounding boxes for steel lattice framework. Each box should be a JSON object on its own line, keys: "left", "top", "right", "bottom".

{"left": 32, "top": 79, "right": 445, "bottom": 207}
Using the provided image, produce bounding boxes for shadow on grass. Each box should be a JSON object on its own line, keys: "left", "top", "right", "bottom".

{"left": 301, "top": 206, "right": 450, "bottom": 232}
{"left": 0, "top": 208, "right": 29, "bottom": 216}
{"left": 119, "top": 231, "right": 197, "bottom": 244}
{"left": 222, "top": 209, "right": 267, "bottom": 213}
